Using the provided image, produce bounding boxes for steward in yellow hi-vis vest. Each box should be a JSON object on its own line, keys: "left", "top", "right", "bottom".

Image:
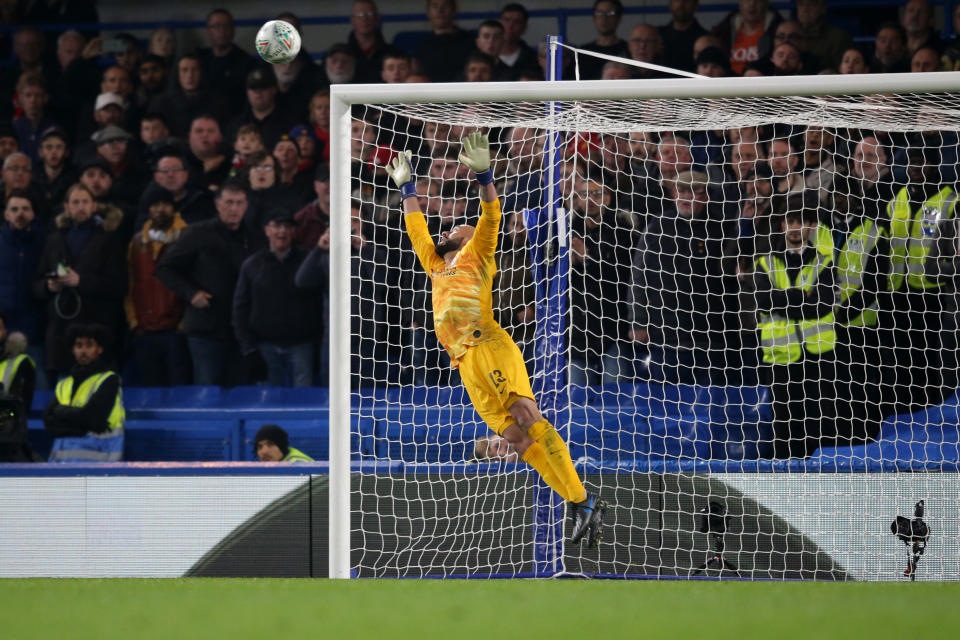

{"left": 0, "top": 316, "right": 37, "bottom": 462}
{"left": 752, "top": 196, "right": 838, "bottom": 459}
{"left": 882, "top": 141, "right": 960, "bottom": 413}
{"left": 824, "top": 175, "right": 893, "bottom": 445}
{"left": 44, "top": 324, "right": 125, "bottom": 462}
{"left": 388, "top": 133, "right": 606, "bottom": 548}
{"left": 253, "top": 424, "right": 314, "bottom": 462}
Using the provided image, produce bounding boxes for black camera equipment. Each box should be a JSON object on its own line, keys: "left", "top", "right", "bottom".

{"left": 890, "top": 500, "right": 930, "bottom": 581}
{"left": 693, "top": 500, "right": 739, "bottom": 577}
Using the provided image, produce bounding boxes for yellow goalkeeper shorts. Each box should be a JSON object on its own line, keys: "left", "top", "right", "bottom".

{"left": 459, "top": 333, "right": 536, "bottom": 436}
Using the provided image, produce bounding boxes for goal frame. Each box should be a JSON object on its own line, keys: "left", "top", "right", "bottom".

{"left": 328, "top": 71, "right": 960, "bottom": 579}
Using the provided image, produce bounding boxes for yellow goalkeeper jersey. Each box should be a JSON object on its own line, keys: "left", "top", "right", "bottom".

{"left": 404, "top": 198, "right": 507, "bottom": 367}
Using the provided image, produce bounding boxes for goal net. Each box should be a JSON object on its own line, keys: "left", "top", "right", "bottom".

{"left": 329, "top": 74, "right": 960, "bottom": 580}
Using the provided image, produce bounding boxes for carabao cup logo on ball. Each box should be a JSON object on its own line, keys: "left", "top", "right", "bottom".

{"left": 256, "top": 20, "right": 302, "bottom": 65}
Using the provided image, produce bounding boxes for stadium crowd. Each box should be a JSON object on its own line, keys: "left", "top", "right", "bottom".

{"left": 2, "top": 0, "right": 960, "bottom": 461}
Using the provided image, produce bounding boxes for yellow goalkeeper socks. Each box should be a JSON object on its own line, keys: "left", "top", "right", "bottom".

{"left": 522, "top": 442, "right": 568, "bottom": 498}
{"left": 526, "top": 419, "right": 588, "bottom": 504}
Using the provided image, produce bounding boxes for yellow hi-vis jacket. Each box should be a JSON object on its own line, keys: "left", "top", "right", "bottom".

{"left": 887, "top": 185, "right": 958, "bottom": 292}
{"left": 0, "top": 354, "right": 33, "bottom": 394}
{"left": 755, "top": 233, "right": 837, "bottom": 365}
{"left": 48, "top": 371, "right": 125, "bottom": 462}
{"left": 835, "top": 218, "right": 885, "bottom": 328}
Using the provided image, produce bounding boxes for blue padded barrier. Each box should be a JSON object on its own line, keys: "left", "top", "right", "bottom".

{"left": 375, "top": 406, "right": 488, "bottom": 463}
{"left": 124, "top": 419, "right": 239, "bottom": 461}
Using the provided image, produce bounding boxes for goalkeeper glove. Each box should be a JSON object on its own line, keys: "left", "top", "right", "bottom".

{"left": 459, "top": 131, "right": 493, "bottom": 186}
{"left": 388, "top": 150, "right": 417, "bottom": 199}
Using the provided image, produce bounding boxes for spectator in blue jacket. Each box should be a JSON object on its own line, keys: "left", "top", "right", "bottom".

{"left": 1, "top": 191, "right": 45, "bottom": 369}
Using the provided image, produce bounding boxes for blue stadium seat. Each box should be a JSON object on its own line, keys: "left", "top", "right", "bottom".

{"left": 376, "top": 406, "right": 487, "bottom": 463}
{"left": 124, "top": 419, "right": 240, "bottom": 461}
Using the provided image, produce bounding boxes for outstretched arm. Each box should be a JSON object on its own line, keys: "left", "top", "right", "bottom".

{"left": 459, "top": 131, "right": 500, "bottom": 257}
{"left": 389, "top": 151, "right": 444, "bottom": 273}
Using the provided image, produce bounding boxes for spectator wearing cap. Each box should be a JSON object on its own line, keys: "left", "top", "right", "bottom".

{"left": 253, "top": 424, "right": 313, "bottom": 462}
{"left": 77, "top": 158, "right": 126, "bottom": 219}
{"left": 125, "top": 189, "right": 190, "bottom": 386}
{"left": 323, "top": 43, "right": 357, "bottom": 85}
{"left": 293, "top": 163, "right": 330, "bottom": 250}
{"left": 134, "top": 54, "right": 168, "bottom": 110}
{"left": 347, "top": 0, "right": 389, "bottom": 83}
{"left": 34, "top": 129, "right": 77, "bottom": 218}
{"left": 412, "top": 0, "right": 476, "bottom": 83}
{"left": 44, "top": 322, "right": 125, "bottom": 462}
{"left": 659, "top": 0, "right": 708, "bottom": 73}
{"left": 290, "top": 125, "right": 318, "bottom": 171}
{"left": 629, "top": 169, "right": 733, "bottom": 385}
{"left": 695, "top": 46, "right": 730, "bottom": 77}
{"left": 149, "top": 54, "right": 226, "bottom": 138}
{"left": 187, "top": 115, "right": 230, "bottom": 192}
{"left": 577, "top": 0, "right": 629, "bottom": 80}
{"left": 197, "top": 8, "right": 257, "bottom": 107}
{"left": 1, "top": 191, "right": 46, "bottom": 354}
{"left": 13, "top": 73, "right": 60, "bottom": 164}
{"left": 76, "top": 66, "right": 136, "bottom": 149}
{"left": 91, "top": 124, "right": 147, "bottom": 213}
{"left": 33, "top": 183, "right": 126, "bottom": 376}
{"left": 73, "top": 92, "right": 126, "bottom": 163}
{"left": 233, "top": 208, "right": 320, "bottom": 387}
{"left": 227, "top": 68, "right": 295, "bottom": 151}
{"left": 157, "top": 180, "right": 262, "bottom": 386}
{"left": 135, "top": 151, "right": 215, "bottom": 230}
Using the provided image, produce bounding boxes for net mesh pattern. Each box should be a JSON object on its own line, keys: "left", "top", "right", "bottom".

{"left": 342, "top": 90, "right": 960, "bottom": 580}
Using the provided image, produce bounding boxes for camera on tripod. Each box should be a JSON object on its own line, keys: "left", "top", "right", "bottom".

{"left": 693, "top": 500, "right": 738, "bottom": 577}
{"left": 698, "top": 500, "right": 729, "bottom": 536}
{"left": 890, "top": 500, "right": 930, "bottom": 581}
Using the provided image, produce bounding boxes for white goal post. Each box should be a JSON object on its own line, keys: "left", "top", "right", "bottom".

{"left": 329, "top": 72, "right": 960, "bottom": 580}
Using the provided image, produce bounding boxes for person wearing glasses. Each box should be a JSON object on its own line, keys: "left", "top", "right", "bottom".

{"left": 578, "top": 0, "right": 629, "bottom": 80}
{"left": 135, "top": 151, "right": 215, "bottom": 230}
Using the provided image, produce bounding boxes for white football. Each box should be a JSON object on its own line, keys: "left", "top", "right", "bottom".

{"left": 255, "top": 20, "right": 302, "bottom": 65}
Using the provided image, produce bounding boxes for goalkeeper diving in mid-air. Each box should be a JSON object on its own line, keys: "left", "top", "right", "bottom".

{"left": 388, "top": 132, "right": 607, "bottom": 547}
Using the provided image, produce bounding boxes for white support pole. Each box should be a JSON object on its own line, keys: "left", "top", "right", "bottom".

{"left": 328, "top": 88, "right": 352, "bottom": 579}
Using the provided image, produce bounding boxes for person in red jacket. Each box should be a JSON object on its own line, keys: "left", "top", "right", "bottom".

{"left": 125, "top": 190, "right": 190, "bottom": 386}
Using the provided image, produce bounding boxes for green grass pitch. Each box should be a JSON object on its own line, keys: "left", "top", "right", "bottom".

{"left": 4, "top": 579, "right": 960, "bottom": 639}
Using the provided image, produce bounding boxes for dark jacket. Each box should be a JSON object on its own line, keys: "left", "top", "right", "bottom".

{"left": 197, "top": 45, "right": 257, "bottom": 107}
{"left": 156, "top": 217, "right": 261, "bottom": 340}
{"left": 632, "top": 210, "right": 731, "bottom": 350}
{"left": 148, "top": 87, "right": 227, "bottom": 138}
{"left": 412, "top": 29, "right": 476, "bottom": 83}
{"left": 43, "top": 358, "right": 119, "bottom": 437}
{"left": 569, "top": 212, "right": 634, "bottom": 360}
{"left": 232, "top": 245, "right": 320, "bottom": 352}
{"left": 32, "top": 206, "right": 127, "bottom": 372}
{"left": 135, "top": 183, "right": 216, "bottom": 230}
{"left": 0, "top": 221, "right": 45, "bottom": 343}
{"left": 347, "top": 30, "right": 389, "bottom": 84}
